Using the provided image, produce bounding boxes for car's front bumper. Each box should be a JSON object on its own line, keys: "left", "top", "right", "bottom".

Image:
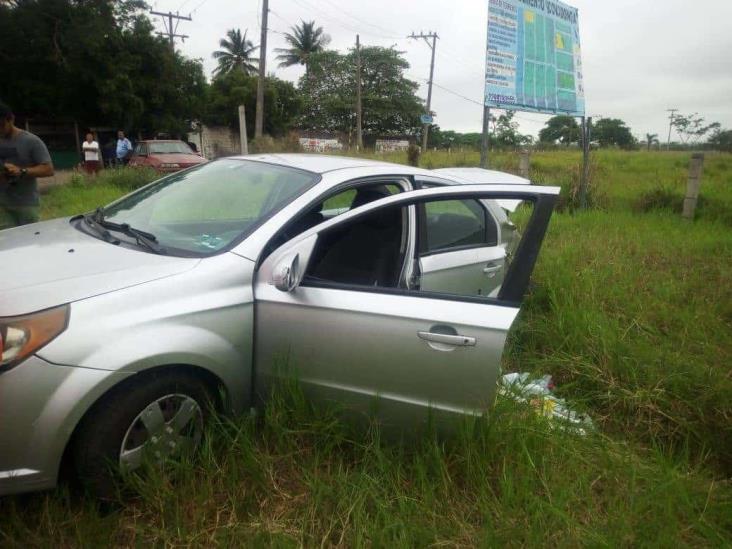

{"left": 0, "top": 356, "right": 133, "bottom": 496}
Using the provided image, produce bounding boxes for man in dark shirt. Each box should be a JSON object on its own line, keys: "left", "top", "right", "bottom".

{"left": 0, "top": 101, "right": 54, "bottom": 228}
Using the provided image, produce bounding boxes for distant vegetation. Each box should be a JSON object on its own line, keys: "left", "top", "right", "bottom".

{"left": 3, "top": 2, "right": 730, "bottom": 152}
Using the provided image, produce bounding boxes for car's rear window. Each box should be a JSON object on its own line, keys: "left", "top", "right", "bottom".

{"left": 148, "top": 142, "right": 194, "bottom": 154}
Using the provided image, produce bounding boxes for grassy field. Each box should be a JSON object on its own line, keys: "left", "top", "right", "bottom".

{"left": 2, "top": 150, "right": 731, "bottom": 546}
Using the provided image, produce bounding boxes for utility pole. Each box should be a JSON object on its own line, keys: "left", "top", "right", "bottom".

{"left": 255, "top": 0, "right": 269, "bottom": 139}
{"left": 480, "top": 105, "right": 490, "bottom": 168}
{"left": 408, "top": 31, "right": 439, "bottom": 153}
{"left": 666, "top": 108, "right": 678, "bottom": 151}
{"left": 355, "top": 34, "right": 363, "bottom": 151}
{"left": 150, "top": 10, "right": 191, "bottom": 50}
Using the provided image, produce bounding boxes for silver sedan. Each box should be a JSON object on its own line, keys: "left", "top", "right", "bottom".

{"left": 0, "top": 154, "right": 558, "bottom": 498}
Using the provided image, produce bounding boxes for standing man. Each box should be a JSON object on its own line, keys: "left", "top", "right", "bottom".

{"left": 115, "top": 130, "right": 132, "bottom": 166}
{"left": 0, "top": 101, "right": 54, "bottom": 229}
{"left": 82, "top": 132, "right": 101, "bottom": 175}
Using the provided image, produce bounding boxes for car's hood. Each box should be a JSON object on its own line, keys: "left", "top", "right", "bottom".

{"left": 0, "top": 218, "right": 200, "bottom": 316}
{"left": 150, "top": 153, "right": 205, "bottom": 165}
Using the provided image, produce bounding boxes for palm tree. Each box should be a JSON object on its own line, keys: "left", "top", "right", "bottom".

{"left": 274, "top": 20, "right": 330, "bottom": 76}
{"left": 645, "top": 133, "right": 659, "bottom": 151}
{"left": 212, "top": 28, "right": 258, "bottom": 76}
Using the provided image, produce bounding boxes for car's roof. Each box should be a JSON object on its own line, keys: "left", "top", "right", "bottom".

{"left": 230, "top": 153, "right": 427, "bottom": 175}
{"left": 432, "top": 167, "right": 530, "bottom": 185}
{"left": 140, "top": 139, "right": 186, "bottom": 143}
{"left": 231, "top": 154, "right": 533, "bottom": 187}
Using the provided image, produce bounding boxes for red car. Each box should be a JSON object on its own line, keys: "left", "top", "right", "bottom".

{"left": 128, "top": 140, "right": 207, "bottom": 173}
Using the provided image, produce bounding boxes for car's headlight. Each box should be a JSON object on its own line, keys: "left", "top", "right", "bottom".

{"left": 160, "top": 163, "right": 180, "bottom": 168}
{"left": 0, "top": 305, "right": 69, "bottom": 373}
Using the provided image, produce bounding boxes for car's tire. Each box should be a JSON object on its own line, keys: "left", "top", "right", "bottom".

{"left": 73, "top": 370, "right": 213, "bottom": 500}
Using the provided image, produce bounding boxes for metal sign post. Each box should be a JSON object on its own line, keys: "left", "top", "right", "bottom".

{"left": 579, "top": 116, "right": 591, "bottom": 209}
{"left": 480, "top": 106, "right": 490, "bottom": 168}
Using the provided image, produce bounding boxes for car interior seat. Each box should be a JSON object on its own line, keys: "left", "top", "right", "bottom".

{"left": 307, "top": 186, "right": 403, "bottom": 287}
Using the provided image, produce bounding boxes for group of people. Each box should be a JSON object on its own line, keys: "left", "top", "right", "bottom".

{"left": 80, "top": 130, "right": 132, "bottom": 175}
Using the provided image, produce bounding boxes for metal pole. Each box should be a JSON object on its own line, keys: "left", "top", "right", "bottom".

{"left": 480, "top": 106, "right": 490, "bottom": 168}
{"left": 255, "top": 0, "right": 269, "bottom": 139}
{"left": 238, "top": 105, "right": 249, "bottom": 155}
{"left": 422, "top": 33, "right": 437, "bottom": 153}
{"left": 579, "top": 116, "right": 591, "bottom": 209}
{"left": 355, "top": 34, "right": 363, "bottom": 151}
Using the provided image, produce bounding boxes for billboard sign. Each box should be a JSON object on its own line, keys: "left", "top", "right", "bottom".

{"left": 485, "top": 0, "right": 585, "bottom": 116}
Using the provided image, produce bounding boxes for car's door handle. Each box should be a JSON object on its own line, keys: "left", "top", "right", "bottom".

{"left": 483, "top": 263, "right": 501, "bottom": 275}
{"left": 417, "top": 331, "right": 476, "bottom": 347}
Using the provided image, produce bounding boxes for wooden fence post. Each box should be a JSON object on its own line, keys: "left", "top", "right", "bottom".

{"left": 682, "top": 153, "right": 704, "bottom": 220}
{"left": 518, "top": 150, "right": 530, "bottom": 179}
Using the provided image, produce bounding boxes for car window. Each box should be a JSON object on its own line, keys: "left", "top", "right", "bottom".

{"left": 320, "top": 183, "right": 401, "bottom": 219}
{"left": 304, "top": 205, "right": 406, "bottom": 289}
{"left": 301, "top": 196, "right": 536, "bottom": 302}
{"left": 101, "top": 159, "right": 317, "bottom": 256}
{"left": 419, "top": 183, "right": 498, "bottom": 253}
{"left": 423, "top": 199, "right": 493, "bottom": 254}
{"left": 261, "top": 181, "right": 405, "bottom": 262}
{"left": 148, "top": 142, "right": 193, "bottom": 155}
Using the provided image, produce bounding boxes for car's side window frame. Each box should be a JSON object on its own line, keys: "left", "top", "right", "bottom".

{"left": 413, "top": 177, "right": 501, "bottom": 257}
{"left": 257, "top": 175, "right": 416, "bottom": 274}
{"left": 292, "top": 189, "right": 556, "bottom": 306}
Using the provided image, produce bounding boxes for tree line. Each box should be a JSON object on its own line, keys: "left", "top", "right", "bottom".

{"left": 0, "top": 0, "right": 422, "bottom": 142}
{"left": 1, "top": 0, "right": 729, "bottom": 152}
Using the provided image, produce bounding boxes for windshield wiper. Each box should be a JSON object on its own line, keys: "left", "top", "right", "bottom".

{"left": 90, "top": 207, "right": 167, "bottom": 254}
{"left": 84, "top": 211, "right": 120, "bottom": 245}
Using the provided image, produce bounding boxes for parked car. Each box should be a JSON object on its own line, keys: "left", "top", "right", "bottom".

{"left": 0, "top": 154, "right": 558, "bottom": 498}
{"left": 128, "top": 139, "right": 207, "bottom": 173}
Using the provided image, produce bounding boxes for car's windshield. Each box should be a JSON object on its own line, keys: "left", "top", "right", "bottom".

{"left": 101, "top": 159, "right": 317, "bottom": 255}
{"left": 148, "top": 142, "right": 193, "bottom": 154}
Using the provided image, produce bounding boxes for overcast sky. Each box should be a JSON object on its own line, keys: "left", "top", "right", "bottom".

{"left": 148, "top": 0, "right": 732, "bottom": 139}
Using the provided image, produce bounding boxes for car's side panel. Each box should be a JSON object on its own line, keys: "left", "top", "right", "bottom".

{"left": 419, "top": 246, "right": 506, "bottom": 297}
{"left": 0, "top": 356, "right": 133, "bottom": 496}
{"left": 38, "top": 252, "right": 256, "bottom": 414}
{"left": 254, "top": 283, "right": 518, "bottom": 432}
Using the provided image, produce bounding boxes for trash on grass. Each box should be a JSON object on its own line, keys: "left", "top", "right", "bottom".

{"left": 499, "top": 372, "right": 594, "bottom": 435}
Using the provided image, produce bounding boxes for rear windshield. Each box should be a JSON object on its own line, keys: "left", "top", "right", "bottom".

{"left": 148, "top": 142, "right": 194, "bottom": 154}
{"left": 101, "top": 159, "right": 318, "bottom": 256}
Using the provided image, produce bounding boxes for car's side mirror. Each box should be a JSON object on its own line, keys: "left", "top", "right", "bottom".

{"left": 271, "top": 253, "right": 300, "bottom": 292}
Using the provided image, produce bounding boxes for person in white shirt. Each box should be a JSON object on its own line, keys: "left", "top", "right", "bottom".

{"left": 82, "top": 132, "right": 101, "bottom": 175}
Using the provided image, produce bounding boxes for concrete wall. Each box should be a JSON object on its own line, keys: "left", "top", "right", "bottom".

{"left": 188, "top": 125, "right": 240, "bottom": 160}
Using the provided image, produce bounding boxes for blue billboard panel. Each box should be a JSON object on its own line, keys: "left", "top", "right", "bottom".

{"left": 485, "top": 0, "right": 585, "bottom": 116}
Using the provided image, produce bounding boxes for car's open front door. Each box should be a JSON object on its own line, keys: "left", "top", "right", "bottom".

{"left": 253, "top": 184, "right": 559, "bottom": 433}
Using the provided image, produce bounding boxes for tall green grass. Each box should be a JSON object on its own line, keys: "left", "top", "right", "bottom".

{"left": 2, "top": 384, "right": 730, "bottom": 546}
{"left": 2, "top": 151, "right": 730, "bottom": 545}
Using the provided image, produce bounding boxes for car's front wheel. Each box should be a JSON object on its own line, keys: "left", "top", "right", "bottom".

{"left": 73, "top": 371, "right": 212, "bottom": 500}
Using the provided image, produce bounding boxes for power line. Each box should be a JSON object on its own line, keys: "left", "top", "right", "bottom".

{"left": 319, "top": 0, "right": 401, "bottom": 39}
{"left": 287, "top": 0, "right": 399, "bottom": 41}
